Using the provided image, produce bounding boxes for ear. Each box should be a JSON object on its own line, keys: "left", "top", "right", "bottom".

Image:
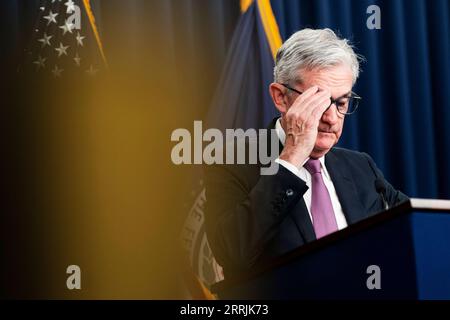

{"left": 269, "top": 83, "right": 289, "bottom": 114}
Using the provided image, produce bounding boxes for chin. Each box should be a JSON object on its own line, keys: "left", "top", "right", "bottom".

{"left": 317, "top": 137, "right": 336, "bottom": 148}
{"left": 312, "top": 137, "right": 337, "bottom": 157}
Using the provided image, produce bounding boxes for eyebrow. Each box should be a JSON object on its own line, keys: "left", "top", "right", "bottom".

{"left": 333, "top": 91, "right": 352, "bottom": 100}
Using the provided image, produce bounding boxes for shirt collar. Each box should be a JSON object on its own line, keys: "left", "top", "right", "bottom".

{"left": 275, "top": 117, "right": 330, "bottom": 178}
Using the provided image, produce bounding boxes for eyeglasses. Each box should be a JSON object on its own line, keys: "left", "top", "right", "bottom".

{"left": 281, "top": 83, "right": 362, "bottom": 115}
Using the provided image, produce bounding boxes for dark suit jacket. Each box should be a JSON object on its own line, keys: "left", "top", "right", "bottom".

{"left": 204, "top": 118, "right": 408, "bottom": 277}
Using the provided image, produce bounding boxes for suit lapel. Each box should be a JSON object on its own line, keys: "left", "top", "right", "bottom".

{"left": 325, "top": 149, "right": 365, "bottom": 224}
{"left": 290, "top": 200, "right": 317, "bottom": 242}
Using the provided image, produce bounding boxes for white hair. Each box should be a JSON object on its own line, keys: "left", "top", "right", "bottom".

{"left": 274, "top": 28, "right": 363, "bottom": 85}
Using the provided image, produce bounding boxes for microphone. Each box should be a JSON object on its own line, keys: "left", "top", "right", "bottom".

{"left": 375, "top": 179, "right": 389, "bottom": 211}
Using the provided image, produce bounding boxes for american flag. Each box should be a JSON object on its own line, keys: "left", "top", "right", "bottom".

{"left": 26, "top": 0, "right": 106, "bottom": 78}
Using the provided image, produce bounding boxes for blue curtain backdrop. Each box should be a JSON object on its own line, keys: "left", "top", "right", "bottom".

{"left": 270, "top": 0, "right": 450, "bottom": 199}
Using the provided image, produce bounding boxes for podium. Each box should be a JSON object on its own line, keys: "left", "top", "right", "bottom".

{"left": 212, "top": 199, "right": 450, "bottom": 299}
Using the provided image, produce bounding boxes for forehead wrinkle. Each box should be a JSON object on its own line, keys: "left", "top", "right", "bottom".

{"left": 304, "top": 68, "right": 352, "bottom": 98}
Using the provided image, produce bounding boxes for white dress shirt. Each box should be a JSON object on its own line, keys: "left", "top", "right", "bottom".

{"left": 274, "top": 118, "right": 348, "bottom": 231}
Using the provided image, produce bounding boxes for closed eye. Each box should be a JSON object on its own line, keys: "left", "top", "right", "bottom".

{"left": 335, "top": 99, "right": 348, "bottom": 107}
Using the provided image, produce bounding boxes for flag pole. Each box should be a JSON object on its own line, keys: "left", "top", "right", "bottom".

{"left": 82, "top": 0, "right": 108, "bottom": 69}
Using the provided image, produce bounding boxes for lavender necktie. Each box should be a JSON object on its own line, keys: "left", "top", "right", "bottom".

{"left": 304, "top": 159, "right": 338, "bottom": 239}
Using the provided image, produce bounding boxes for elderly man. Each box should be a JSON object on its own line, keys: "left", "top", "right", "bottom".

{"left": 204, "top": 28, "right": 408, "bottom": 277}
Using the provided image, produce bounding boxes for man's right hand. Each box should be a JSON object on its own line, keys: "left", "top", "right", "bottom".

{"left": 279, "top": 85, "right": 331, "bottom": 167}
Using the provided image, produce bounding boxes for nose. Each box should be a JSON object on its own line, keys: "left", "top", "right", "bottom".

{"left": 321, "top": 102, "right": 339, "bottom": 125}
